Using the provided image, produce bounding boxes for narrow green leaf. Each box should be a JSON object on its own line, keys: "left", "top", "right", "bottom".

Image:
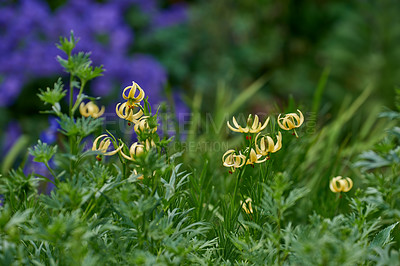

{"left": 370, "top": 222, "right": 399, "bottom": 249}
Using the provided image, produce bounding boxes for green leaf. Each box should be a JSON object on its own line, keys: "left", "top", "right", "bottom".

{"left": 28, "top": 140, "right": 57, "bottom": 163}
{"left": 37, "top": 78, "right": 66, "bottom": 106}
{"left": 354, "top": 149, "right": 400, "bottom": 171}
{"left": 370, "top": 222, "right": 399, "bottom": 249}
{"left": 56, "top": 30, "right": 78, "bottom": 57}
{"left": 58, "top": 115, "right": 104, "bottom": 137}
{"left": 57, "top": 51, "right": 104, "bottom": 82}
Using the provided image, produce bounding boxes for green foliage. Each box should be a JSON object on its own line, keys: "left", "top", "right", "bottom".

{"left": 58, "top": 115, "right": 103, "bottom": 137}
{"left": 37, "top": 78, "right": 66, "bottom": 106}
{"left": 57, "top": 51, "right": 104, "bottom": 82}
{"left": 371, "top": 222, "right": 399, "bottom": 249}
{"left": 29, "top": 140, "right": 57, "bottom": 164}
{"left": 56, "top": 31, "right": 78, "bottom": 57}
{"left": 3, "top": 33, "right": 400, "bottom": 264}
{"left": 0, "top": 169, "right": 39, "bottom": 209}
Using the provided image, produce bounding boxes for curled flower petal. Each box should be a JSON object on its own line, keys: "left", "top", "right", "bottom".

{"left": 122, "top": 81, "right": 145, "bottom": 106}
{"left": 134, "top": 116, "right": 157, "bottom": 133}
{"left": 120, "top": 142, "right": 145, "bottom": 161}
{"left": 227, "top": 115, "right": 269, "bottom": 134}
{"left": 241, "top": 198, "right": 253, "bottom": 214}
{"left": 255, "top": 131, "right": 282, "bottom": 156}
{"left": 80, "top": 102, "right": 105, "bottom": 118}
{"left": 329, "top": 176, "right": 353, "bottom": 193}
{"left": 222, "top": 149, "right": 246, "bottom": 171}
{"left": 246, "top": 148, "right": 267, "bottom": 165}
{"left": 92, "top": 134, "right": 123, "bottom": 156}
{"left": 277, "top": 109, "right": 304, "bottom": 131}
{"left": 116, "top": 102, "right": 143, "bottom": 123}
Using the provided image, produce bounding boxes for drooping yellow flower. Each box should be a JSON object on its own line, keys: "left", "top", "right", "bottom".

{"left": 246, "top": 148, "right": 267, "bottom": 165}
{"left": 92, "top": 134, "right": 123, "bottom": 156}
{"left": 116, "top": 102, "right": 143, "bottom": 124}
{"left": 120, "top": 142, "right": 145, "bottom": 161}
{"left": 329, "top": 176, "right": 353, "bottom": 193}
{"left": 227, "top": 115, "right": 270, "bottom": 134}
{"left": 277, "top": 109, "right": 304, "bottom": 131}
{"left": 122, "top": 81, "right": 145, "bottom": 108}
{"left": 134, "top": 116, "right": 157, "bottom": 134}
{"left": 222, "top": 149, "right": 246, "bottom": 172}
{"left": 255, "top": 131, "right": 282, "bottom": 156}
{"left": 79, "top": 102, "right": 105, "bottom": 118}
{"left": 240, "top": 198, "right": 253, "bottom": 214}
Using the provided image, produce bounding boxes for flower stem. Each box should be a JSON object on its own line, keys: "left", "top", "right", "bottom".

{"left": 233, "top": 165, "right": 247, "bottom": 204}
{"left": 69, "top": 74, "right": 74, "bottom": 117}
{"left": 71, "top": 80, "right": 87, "bottom": 115}
{"left": 44, "top": 161, "right": 58, "bottom": 188}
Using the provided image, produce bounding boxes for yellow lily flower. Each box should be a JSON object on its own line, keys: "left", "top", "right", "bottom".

{"left": 227, "top": 115, "right": 270, "bottom": 133}
{"left": 246, "top": 148, "right": 267, "bottom": 165}
{"left": 255, "top": 131, "right": 282, "bottom": 156}
{"left": 277, "top": 109, "right": 304, "bottom": 131}
{"left": 116, "top": 102, "right": 143, "bottom": 124}
{"left": 122, "top": 81, "right": 145, "bottom": 108}
{"left": 222, "top": 149, "right": 246, "bottom": 172}
{"left": 240, "top": 198, "right": 253, "bottom": 214}
{"left": 329, "top": 176, "right": 353, "bottom": 193}
{"left": 120, "top": 142, "right": 145, "bottom": 161}
{"left": 79, "top": 102, "right": 105, "bottom": 118}
{"left": 92, "top": 134, "right": 123, "bottom": 156}
{"left": 134, "top": 116, "right": 157, "bottom": 134}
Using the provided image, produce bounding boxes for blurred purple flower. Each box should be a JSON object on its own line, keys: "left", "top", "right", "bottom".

{"left": 0, "top": 76, "right": 24, "bottom": 107}
{"left": 129, "top": 54, "right": 167, "bottom": 105}
{"left": 0, "top": 0, "right": 188, "bottom": 107}
{"left": 152, "top": 3, "right": 188, "bottom": 29}
{"left": 24, "top": 155, "right": 55, "bottom": 195}
{"left": 40, "top": 116, "right": 59, "bottom": 144}
{"left": 2, "top": 121, "right": 22, "bottom": 154}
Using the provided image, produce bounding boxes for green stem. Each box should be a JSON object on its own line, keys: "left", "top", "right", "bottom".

{"left": 69, "top": 136, "right": 76, "bottom": 177}
{"left": 150, "top": 175, "right": 159, "bottom": 197}
{"left": 277, "top": 209, "right": 282, "bottom": 265}
{"left": 44, "top": 162, "right": 58, "bottom": 188}
{"left": 233, "top": 165, "right": 247, "bottom": 205}
{"left": 334, "top": 193, "right": 342, "bottom": 216}
{"left": 122, "top": 162, "right": 127, "bottom": 179}
{"left": 71, "top": 80, "right": 87, "bottom": 115}
{"left": 69, "top": 74, "right": 74, "bottom": 117}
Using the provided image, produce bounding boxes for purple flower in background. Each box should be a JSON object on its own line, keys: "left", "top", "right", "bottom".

{"left": 157, "top": 91, "right": 189, "bottom": 139}
{"left": 152, "top": 3, "right": 188, "bottom": 29}
{"left": 0, "top": 0, "right": 188, "bottom": 107}
{"left": 40, "top": 116, "right": 59, "bottom": 144}
{"left": 24, "top": 155, "right": 55, "bottom": 195}
{"left": 129, "top": 55, "right": 167, "bottom": 105}
{"left": 0, "top": 76, "right": 23, "bottom": 106}
{"left": 2, "top": 121, "right": 22, "bottom": 155}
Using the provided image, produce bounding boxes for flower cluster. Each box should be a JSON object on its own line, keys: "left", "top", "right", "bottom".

{"left": 92, "top": 81, "right": 159, "bottom": 179}
{"left": 222, "top": 110, "right": 304, "bottom": 173}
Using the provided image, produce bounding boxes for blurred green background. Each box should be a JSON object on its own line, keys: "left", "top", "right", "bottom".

{"left": 146, "top": 0, "right": 400, "bottom": 113}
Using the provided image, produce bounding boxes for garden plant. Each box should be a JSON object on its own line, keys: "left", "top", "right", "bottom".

{"left": 1, "top": 30, "right": 400, "bottom": 265}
